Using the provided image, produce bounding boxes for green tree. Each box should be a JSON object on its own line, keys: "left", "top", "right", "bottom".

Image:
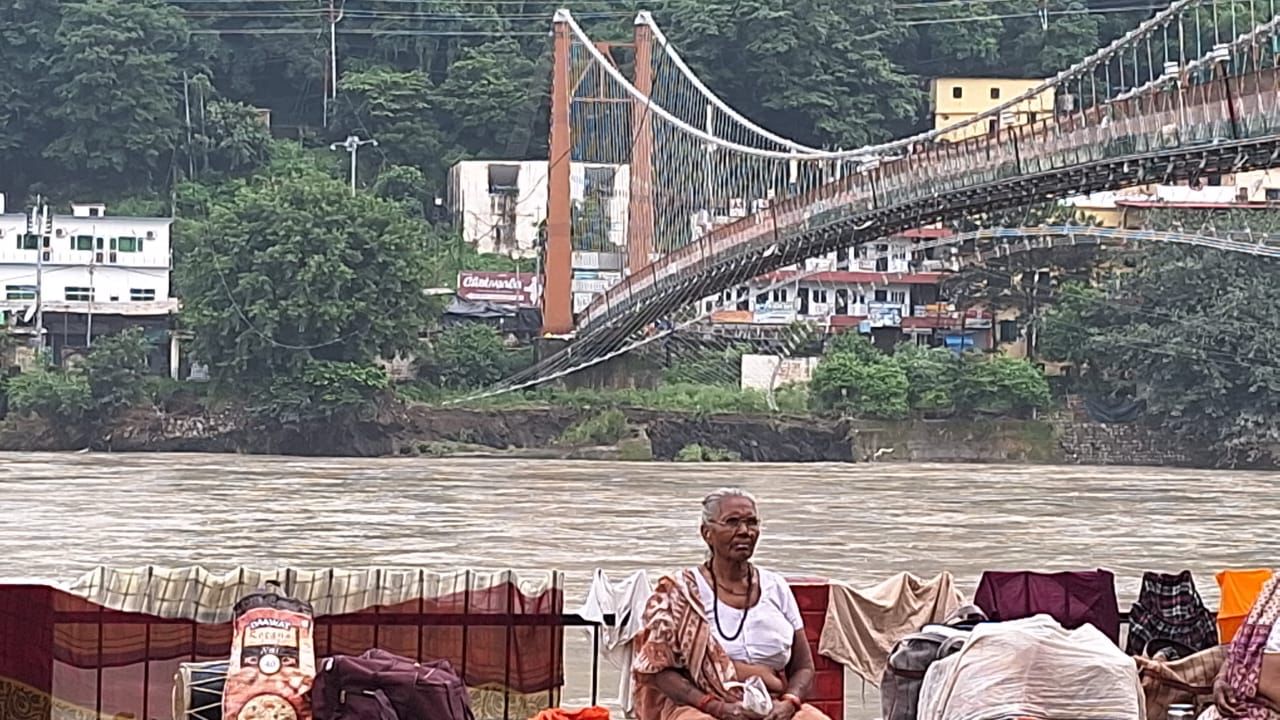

{"left": 259, "top": 360, "right": 390, "bottom": 422}
{"left": 189, "top": 98, "right": 274, "bottom": 178}
{"left": 825, "top": 331, "right": 882, "bottom": 363}
{"left": 663, "top": 0, "right": 920, "bottom": 148}
{"left": 44, "top": 0, "right": 189, "bottom": 191}
{"left": 82, "top": 328, "right": 152, "bottom": 415}
{"left": 434, "top": 38, "right": 541, "bottom": 156}
{"left": 373, "top": 164, "right": 431, "bottom": 219}
{"left": 0, "top": 0, "right": 60, "bottom": 196}
{"left": 177, "top": 159, "right": 436, "bottom": 387}
{"left": 1037, "top": 281, "right": 1108, "bottom": 366}
{"left": 429, "top": 322, "right": 508, "bottom": 390}
{"left": 333, "top": 67, "right": 443, "bottom": 187}
{"left": 894, "top": 343, "right": 960, "bottom": 414}
{"left": 954, "top": 354, "right": 1052, "bottom": 417}
{"left": 810, "top": 353, "right": 909, "bottom": 419}
{"left": 1063, "top": 241, "right": 1280, "bottom": 465}
{"left": 4, "top": 369, "right": 93, "bottom": 426}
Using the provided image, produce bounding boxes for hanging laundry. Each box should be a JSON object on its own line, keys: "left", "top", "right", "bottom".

{"left": 1215, "top": 568, "right": 1274, "bottom": 644}
{"left": 817, "top": 571, "right": 964, "bottom": 686}
{"left": 21, "top": 566, "right": 567, "bottom": 720}
{"left": 574, "top": 569, "right": 654, "bottom": 714}
{"left": 1125, "top": 570, "right": 1218, "bottom": 657}
{"left": 973, "top": 568, "right": 1121, "bottom": 644}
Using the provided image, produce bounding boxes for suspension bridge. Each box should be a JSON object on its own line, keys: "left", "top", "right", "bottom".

{"left": 508, "top": 0, "right": 1280, "bottom": 393}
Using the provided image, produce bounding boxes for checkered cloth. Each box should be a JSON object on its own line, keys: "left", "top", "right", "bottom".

{"left": 1126, "top": 570, "right": 1220, "bottom": 656}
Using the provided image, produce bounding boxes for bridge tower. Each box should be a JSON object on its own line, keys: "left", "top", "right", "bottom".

{"left": 543, "top": 10, "right": 655, "bottom": 336}
{"left": 628, "top": 12, "right": 656, "bottom": 276}
{"left": 543, "top": 9, "right": 574, "bottom": 336}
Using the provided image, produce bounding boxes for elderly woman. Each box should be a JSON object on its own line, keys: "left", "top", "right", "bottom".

{"left": 1203, "top": 575, "right": 1280, "bottom": 719}
{"left": 632, "top": 488, "right": 829, "bottom": 720}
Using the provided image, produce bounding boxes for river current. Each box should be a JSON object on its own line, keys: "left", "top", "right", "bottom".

{"left": 1, "top": 453, "right": 1275, "bottom": 717}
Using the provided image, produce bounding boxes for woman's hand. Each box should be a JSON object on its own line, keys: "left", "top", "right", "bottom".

{"left": 1215, "top": 675, "right": 1248, "bottom": 717}
{"left": 713, "top": 702, "right": 765, "bottom": 720}
{"left": 760, "top": 699, "right": 798, "bottom": 720}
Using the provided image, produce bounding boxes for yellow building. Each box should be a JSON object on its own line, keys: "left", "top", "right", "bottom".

{"left": 930, "top": 77, "right": 1055, "bottom": 143}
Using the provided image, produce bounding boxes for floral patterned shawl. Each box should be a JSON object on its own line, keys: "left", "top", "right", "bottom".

{"left": 632, "top": 568, "right": 742, "bottom": 720}
{"left": 1218, "top": 575, "right": 1280, "bottom": 719}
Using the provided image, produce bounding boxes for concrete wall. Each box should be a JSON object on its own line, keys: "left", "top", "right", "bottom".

{"left": 741, "top": 354, "right": 819, "bottom": 392}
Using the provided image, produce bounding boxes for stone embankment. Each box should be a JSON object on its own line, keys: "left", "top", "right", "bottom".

{"left": 0, "top": 396, "right": 1232, "bottom": 467}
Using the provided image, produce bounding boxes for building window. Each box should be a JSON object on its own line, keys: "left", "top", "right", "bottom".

{"left": 890, "top": 290, "right": 907, "bottom": 304}
{"left": 771, "top": 288, "right": 789, "bottom": 303}
{"left": 998, "top": 320, "right": 1020, "bottom": 343}
{"left": 130, "top": 288, "right": 156, "bottom": 302}
{"left": 1027, "top": 112, "right": 1038, "bottom": 124}
{"left": 952, "top": 86, "right": 963, "bottom": 99}
{"left": 1267, "top": 188, "right": 1280, "bottom": 201}
{"left": 812, "top": 289, "right": 829, "bottom": 304}
{"left": 990, "top": 87, "right": 1001, "bottom": 99}
{"left": 65, "top": 287, "right": 94, "bottom": 302}
{"left": 73, "top": 235, "right": 93, "bottom": 251}
{"left": 117, "top": 236, "right": 141, "bottom": 252}
{"left": 18, "top": 234, "right": 38, "bottom": 250}
{"left": 874, "top": 289, "right": 888, "bottom": 302}
{"left": 5, "top": 285, "right": 35, "bottom": 301}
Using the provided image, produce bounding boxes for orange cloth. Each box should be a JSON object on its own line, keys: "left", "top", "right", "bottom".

{"left": 1216, "top": 568, "right": 1275, "bottom": 643}
{"left": 530, "top": 707, "right": 612, "bottom": 720}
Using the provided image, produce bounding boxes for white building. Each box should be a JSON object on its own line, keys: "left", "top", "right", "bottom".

{"left": 0, "top": 200, "right": 173, "bottom": 309}
{"left": 0, "top": 197, "right": 180, "bottom": 374}
{"left": 448, "top": 160, "right": 631, "bottom": 258}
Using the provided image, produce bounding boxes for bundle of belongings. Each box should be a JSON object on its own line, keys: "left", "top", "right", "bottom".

{"left": 915, "top": 614, "right": 1145, "bottom": 720}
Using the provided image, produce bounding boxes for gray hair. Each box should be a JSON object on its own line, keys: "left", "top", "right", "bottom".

{"left": 701, "top": 487, "right": 757, "bottom": 525}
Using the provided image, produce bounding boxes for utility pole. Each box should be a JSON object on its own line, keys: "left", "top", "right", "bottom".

{"left": 86, "top": 251, "right": 95, "bottom": 348}
{"left": 323, "top": 0, "right": 343, "bottom": 128}
{"left": 329, "top": 134, "right": 377, "bottom": 195}
{"left": 27, "top": 196, "right": 48, "bottom": 352}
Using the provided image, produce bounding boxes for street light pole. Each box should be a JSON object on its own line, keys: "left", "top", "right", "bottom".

{"left": 329, "top": 134, "right": 377, "bottom": 195}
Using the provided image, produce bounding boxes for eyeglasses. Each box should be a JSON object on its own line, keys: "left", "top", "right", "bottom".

{"left": 708, "top": 517, "right": 761, "bottom": 530}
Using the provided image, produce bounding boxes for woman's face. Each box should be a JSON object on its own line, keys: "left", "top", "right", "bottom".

{"left": 702, "top": 496, "right": 760, "bottom": 563}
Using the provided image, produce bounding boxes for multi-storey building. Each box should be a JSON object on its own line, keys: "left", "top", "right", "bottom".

{"left": 0, "top": 197, "right": 179, "bottom": 373}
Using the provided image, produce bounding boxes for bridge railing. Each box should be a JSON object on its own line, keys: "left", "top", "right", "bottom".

{"left": 579, "top": 58, "right": 1280, "bottom": 336}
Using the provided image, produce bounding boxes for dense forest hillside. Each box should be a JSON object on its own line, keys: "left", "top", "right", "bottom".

{"left": 1, "top": 0, "right": 1157, "bottom": 207}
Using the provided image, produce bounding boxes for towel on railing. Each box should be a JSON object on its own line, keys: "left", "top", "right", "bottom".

{"left": 817, "top": 571, "right": 964, "bottom": 686}
{"left": 973, "top": 568, "right": 1121, "bottom": 644}
{"left": 575, "top": 569, "right": 653, "bottom": 713}
{"left": 1125, "top": 570, "right": 1218, "bottom": 656}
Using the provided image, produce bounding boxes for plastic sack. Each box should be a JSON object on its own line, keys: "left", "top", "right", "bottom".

{"left": 917, "top": 614, "right": 1145, "bottom": 720}
{"left": 725, "top": 675, "right": 773, "bottom": 716}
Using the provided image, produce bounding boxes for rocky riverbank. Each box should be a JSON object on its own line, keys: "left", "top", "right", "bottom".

{"left": 0, "top": 398, "right": 1216, "bottom": 466}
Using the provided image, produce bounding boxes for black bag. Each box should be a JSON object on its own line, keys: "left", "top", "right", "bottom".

{"left": 313, "top": 649, "right": 475, "bottom": 720}
{"left": 880, "top": 625, "right": 970, "bottom": 720}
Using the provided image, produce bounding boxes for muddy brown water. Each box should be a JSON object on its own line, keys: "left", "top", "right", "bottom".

{"left": 2, "top": 453, "right": 1275, "bottom": 718}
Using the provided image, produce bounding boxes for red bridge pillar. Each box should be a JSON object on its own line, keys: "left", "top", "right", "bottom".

{"left": 628, "top": 13, "right": 656, "bottom": 275}
{"left": 543, "top": 10, "right": 574, "bottom": 336}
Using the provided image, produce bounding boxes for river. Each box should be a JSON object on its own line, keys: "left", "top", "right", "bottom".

{"left": 2, "top": 453, "right": 1276, "bottom": 718}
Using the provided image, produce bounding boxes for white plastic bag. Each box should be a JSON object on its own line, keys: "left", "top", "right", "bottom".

{"left": 725, "top": 675, "right": 774, "bottom": 716}
{"left": 918, "top": 614, "right": 1144, "bottom": 720}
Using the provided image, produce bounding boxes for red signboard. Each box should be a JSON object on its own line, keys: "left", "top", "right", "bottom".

{"left": 456, "top": 272, "right": 539, "bottom": 306}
